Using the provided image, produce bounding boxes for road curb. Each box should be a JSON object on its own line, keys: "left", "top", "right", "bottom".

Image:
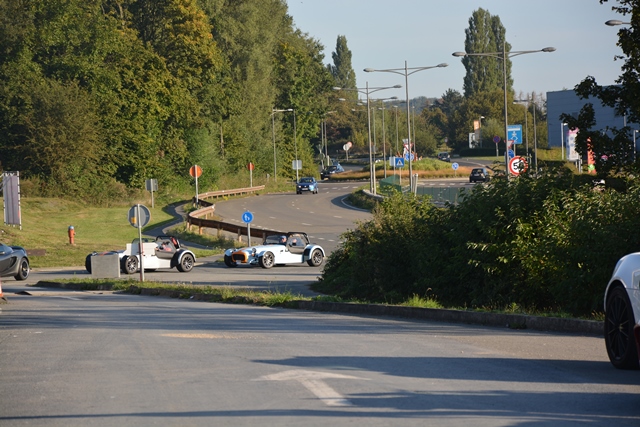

{"left": 31, "top": 281, "right": 603, "bottom": 336}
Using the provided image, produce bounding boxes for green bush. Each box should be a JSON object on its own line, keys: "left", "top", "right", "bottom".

{"left": 318, "top": 167, "right": 640, "bottom": 317}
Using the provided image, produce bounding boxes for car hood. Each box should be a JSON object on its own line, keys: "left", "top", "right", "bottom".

{"left": 229, "top": 244, "right": 284, "bottom": 254}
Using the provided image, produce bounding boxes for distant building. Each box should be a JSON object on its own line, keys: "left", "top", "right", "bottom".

{"left": 546, "top": 88, "right": 639, "bottom": 153}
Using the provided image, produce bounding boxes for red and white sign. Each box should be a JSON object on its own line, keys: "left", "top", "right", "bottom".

{"left": 189, "top": 165, "right": 202, "bottom": 178}
{"left": 247, "top": 162, "right": 254, "bottom": 171}
{"left": 508, "top": 156, "right": 528, "bottom": 175}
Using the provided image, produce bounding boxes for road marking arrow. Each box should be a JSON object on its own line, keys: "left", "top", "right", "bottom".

{"left": 257, "top": 369, "right": 367, "bottom": 407}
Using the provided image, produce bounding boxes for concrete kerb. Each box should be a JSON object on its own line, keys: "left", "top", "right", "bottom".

{"left": 31, "top": 281, "right": 603, "bottom": 336}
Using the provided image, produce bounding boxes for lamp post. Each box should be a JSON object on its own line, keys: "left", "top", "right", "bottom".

{"left": 365, "top": 62, "right": 448, "bottom": 193}
{"left": 513, "top": 101, "right": 529, "bottom": 156}
{"left": 561, "top": 122, "right": 567, "bottom": 161}
{"left": 514, "top": 99, "right": 537, "bottom": 173}
{"left": 453, "top": 43, "right": 555, "bottom": 178}
{"left": 334, "top": 83, "right": 402, "bottom": 194}
{"left": 393, "top": 105, "right": 400, "bottom": 156}
{"left": 478, "top": 116, "right": 485, "bottom": 148}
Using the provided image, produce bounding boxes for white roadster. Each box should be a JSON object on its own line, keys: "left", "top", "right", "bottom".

{"left": 223, "top": 232, "right": 325, "bottom": 269}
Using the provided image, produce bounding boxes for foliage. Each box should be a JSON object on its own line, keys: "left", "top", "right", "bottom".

{"left": 318, "top": 171, "right": 640, "bottom": 317}
{"left": 561, "top": 0, "right": 640, "bottom": 178}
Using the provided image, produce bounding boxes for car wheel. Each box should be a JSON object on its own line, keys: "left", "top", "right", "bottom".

{"left": 307, "top": 248, "right": 324, "bottom": 267}
{"left": 605, "top": 286, "right": 640, "bottom": 369}
{"left": 85, "top": 254, "right": 93, "bottom": 273}
{"left": 14, "top": 258, "right": 29, "bottom": 281}
{"left": 121, "top": 255, "right": 138, "bottom": 275}
{"left": 259, "top": 251, "right": 275, "bottom": 269}
{"left": 177, "top": 253, "right": 195, "bottom": 272}
{"left": 224, "top": 254, "right": 237, "bottom": 267}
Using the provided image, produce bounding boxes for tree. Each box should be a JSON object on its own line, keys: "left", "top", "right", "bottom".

{"left": 561, "top": 0, "right": 640, "bottom": 177}
{"left": 328, "top": 35, "right": 356, "bottom": 91}
{"left": 461, "top": 8, "right": 512, "bottom": 98}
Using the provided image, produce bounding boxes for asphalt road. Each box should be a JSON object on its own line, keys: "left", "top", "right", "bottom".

{"left": 1, "top": 290, "right": 638, "bottom": 427}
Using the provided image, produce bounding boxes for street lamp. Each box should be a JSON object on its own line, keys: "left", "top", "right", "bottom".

{"left": 514, "top": 99, "right": 537, "bottom": 174}
{"left": 453, "top": 43, "right": 555, "bottom": 178}
{"left": 605, "top": 20, "right": 631, "bottom": 26}
{"left": 365, "top": 62, "right": 448, "bottom": 193}
{"left": 271, "top": 108, "right": 293, "bottom": 182}
{"left": 334, "top": 83, "right": 402, "bottom": 194}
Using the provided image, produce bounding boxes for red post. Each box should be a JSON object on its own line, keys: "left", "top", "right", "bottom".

{"left": 68, "top": 226, "right": 75, "bottom": 245}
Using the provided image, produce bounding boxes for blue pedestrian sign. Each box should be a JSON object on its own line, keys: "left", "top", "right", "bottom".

{"left": 391, "top": 157, "right": 405, "bottom": 168}
{"left": 508, "top": 125, "right": 523, "bottom": 145}
{"left": 242, "top": 211, "right": 254, "bottom": 224}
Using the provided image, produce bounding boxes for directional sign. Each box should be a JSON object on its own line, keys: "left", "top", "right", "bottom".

{"left": 391, "top": 157, "right": 405, "bottom": 168}
{"left": 242, "top": 211, "right": 254, "bottom": 224}
{"left": 452, "top": 162, "right": 459, "bottom": 170}
{"left": 508, "top": 156, "right": 528, "bottom": 175}
{"left": 508, "top": 125, "right": 523, "bottom": 145}
{"left": 508, "top": 149, "right": 515, "bottom": 159}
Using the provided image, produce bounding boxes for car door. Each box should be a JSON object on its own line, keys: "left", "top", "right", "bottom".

{"left": 0, "top": 243, "right": 15, "bottom": 275}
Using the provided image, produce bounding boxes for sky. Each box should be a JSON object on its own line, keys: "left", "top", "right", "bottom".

{"left": 285, "top": 0, "right": 625, "bottom": 101}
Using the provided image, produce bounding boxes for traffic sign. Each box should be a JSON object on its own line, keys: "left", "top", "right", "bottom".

{"left": 508, "top": 125, "right": 523, "bottom": 145}
{"left": 452, "top": 162, "right": 459, "bottom": 170}
{"left": 493, "top": 136, "right": 501, "bottom": 144}
{"left": 247, "top": 162, "right": 254, "bottom": 171}
{"left": 508, "top": 149, "right": 515, "bottom": 159}
{"left": 242, "top": 211, "right": 254, "bottom": 224}
{"left": 391, "top": 157, "right": 405, "bottom": 168}
{"left": 128, "top": 204, "right": 151, "bottom": 228}
{"left": 508, "top": 156, "right": 528, "bottom": 175}
{"left": 189, "top": 165, "right": 202, "bottom": 178}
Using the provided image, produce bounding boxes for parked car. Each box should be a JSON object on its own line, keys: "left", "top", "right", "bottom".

{"left": 603, "top": 253, "right": 640, "bottom": 369}
{"left": 320, "top": 164, "right": 345, "bottom": 180}
{"left": 469, "top": 167, "right": 491, "bottom": 183}
{"left": 85, "top": 235, "right": 196, "bottom": 274}
{"left": 0, "top": 242, "right": 30, "bottom": 280}
{"left": 437, "top": 152, "right": 451, "bottom": 162}
{"left": 223, "top": 232, "right": 325, "bottom": 269}
{"left": 296, "top": 177, "right": 318, "bottom": 194}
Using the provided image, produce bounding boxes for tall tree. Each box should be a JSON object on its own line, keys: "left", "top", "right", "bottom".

{"left": 461, "top": 8, "right": 512, "bottom": 98}
{"left": 328, "top": 35, "right": 356, "bottom": 90}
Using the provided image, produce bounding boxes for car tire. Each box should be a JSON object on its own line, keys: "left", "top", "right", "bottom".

{"left": 14, "top": 258, "right": 29, "bottom": 281}
{"left": 307, "top": 248, "right": 324, "bottom": 267}
{"left": 224, "top": 254, "right": 237, "bottom": 267}
{"left": 604, "top": 286, "right": 640, "bottom": 369}
{"left": 121, "top": 255, "right": 138, "bottom": 275}
{"left": 177, "top": 253, "right": 195, "bottom": 272}
{"left": 259, "top": 251, "right": 275, "bottom": 269}
{"left": 85, "top": 254, "right": 93, "bottom": 273}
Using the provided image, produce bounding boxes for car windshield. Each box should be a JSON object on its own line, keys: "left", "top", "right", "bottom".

{"left": 299, "top": 177, "right": 313, "bottom": 183}
{"left": 472, "top": 169, "right": 484, "bottom": 173}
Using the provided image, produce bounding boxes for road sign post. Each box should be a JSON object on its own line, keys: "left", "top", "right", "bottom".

{"left": 128, "top": 204, "right": 151, "bottom": 282}
{"left": 242, "top": 211, "right": 254, "bottom": 246}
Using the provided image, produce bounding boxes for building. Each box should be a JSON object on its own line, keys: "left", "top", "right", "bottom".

{"left": 546, "top": 89, "right": 639, "bottom": 156}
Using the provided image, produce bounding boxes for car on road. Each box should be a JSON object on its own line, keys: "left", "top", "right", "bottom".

{"left": 0, "top": 242, "right": 30, "bottom": 280}
{"left": 296, "top": 177, "right": 318, "bottom": 194}
{"left": 437, "top": 152, "right": 451, "bottom": 162}
{"left": 604, "top": 253, "right": 640, "bottom": 370}
{"left": 85, "top": 235, "right": 196, "bottom": 275}
{"left": 469, "top": 167, "right": 491, "bottom": 183}
{"left": 320, "top": 164, "right": 345, "bottom": 180}
{"left": 224, "top": 232, "right": 325, "bottom": 269}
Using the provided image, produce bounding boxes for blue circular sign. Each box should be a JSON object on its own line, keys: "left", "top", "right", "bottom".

{"left": 508, "top": 150, "right": 515, "bottom": 159}
{"left": 452, "top": 162, "right": 459, "bottom": 170}
{"left": 493, "top": 136, "right": 501, "bottom": 144}
{"left": 242, "top": 211, "right": 254, "bottom": 224}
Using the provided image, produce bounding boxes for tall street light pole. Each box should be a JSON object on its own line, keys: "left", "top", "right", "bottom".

{"left": 334, "top": 83, "right": 402, "bottom": 194}
{"left": 514, "top": 99, "right": 537, "bottom": 173}
{"left": 365, "top": 62, "right": 448, "bottom": 194}
{"left": 453, "top": 44, "right": 555, "bottom": 178}
{"left": 271, "top": 108, "right": 293, "bottom": 182}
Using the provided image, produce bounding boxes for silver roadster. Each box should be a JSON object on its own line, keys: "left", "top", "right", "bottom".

{"left": 223, "top": 232, "right": 325, "bottom": 269}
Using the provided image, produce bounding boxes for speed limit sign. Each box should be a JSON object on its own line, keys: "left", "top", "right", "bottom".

{"left": 508, "top": 156, "right": 528, "bottom": 175}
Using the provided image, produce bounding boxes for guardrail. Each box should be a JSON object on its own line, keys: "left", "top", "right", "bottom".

{"left": 186, "top": 185, "right": 282, "bottom": 242}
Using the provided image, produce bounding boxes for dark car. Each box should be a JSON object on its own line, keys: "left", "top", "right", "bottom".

{"left": 470, "top": 167, "right": 491, "bottom": 183}
{"left": 0, "top": 242, "right": 30, "bottom": 280}
{"left": 296, "top": 177, "right": 318, "bottom": 194}
{"left": 437, "top": 152, "right": 451, "bottom": 162}
{"left": 320, "top": 164, "right": 345, "bottom": 180}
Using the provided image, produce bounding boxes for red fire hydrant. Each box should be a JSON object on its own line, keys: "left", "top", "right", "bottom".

{"left": 68, "top": 225, "right": 75, "bottom": 245}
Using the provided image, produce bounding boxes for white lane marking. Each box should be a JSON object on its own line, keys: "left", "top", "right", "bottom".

{"left": 257, "top": 369, "right": 367, "bottom": 407}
